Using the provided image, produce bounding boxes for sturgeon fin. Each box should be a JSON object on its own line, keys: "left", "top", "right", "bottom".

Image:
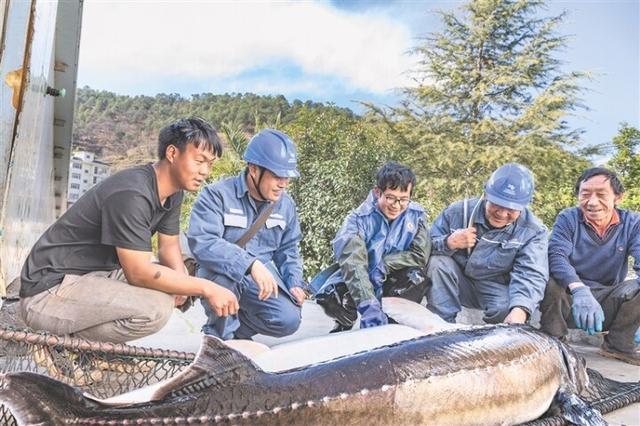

{"left": 551, "top": 387, "right": 607, "bottom": 426}
{"left": 557, "top": 338, "right": 590, "bottom": 395}
{"left": 151, "top": 335, "right": 262, "bottom": 401}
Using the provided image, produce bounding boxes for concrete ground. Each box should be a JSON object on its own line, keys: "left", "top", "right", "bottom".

{"left": 133, "top": 301, "right": 639, "bottom": 425}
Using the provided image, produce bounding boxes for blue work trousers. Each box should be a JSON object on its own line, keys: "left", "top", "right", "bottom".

{"left": 426, "top": 255, "right": 510, "bottom": 324}
{"left": 201, "top": 263, "right": 301, "bottom": 340}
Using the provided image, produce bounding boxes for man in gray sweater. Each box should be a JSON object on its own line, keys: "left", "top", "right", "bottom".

{"left": 540, "top": 167, "right": 640, "bottom": 365}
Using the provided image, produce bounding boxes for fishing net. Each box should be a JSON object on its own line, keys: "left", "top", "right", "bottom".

{"left": 522, "top": 368, "right": 640, "bottom": 426}
{"left": 0, "top": 323, "right": 195, "bottom": 424}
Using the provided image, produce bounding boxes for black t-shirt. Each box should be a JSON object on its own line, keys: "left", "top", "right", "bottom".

{"left": 19, "top": 164, "right": 183, "bottom": 298}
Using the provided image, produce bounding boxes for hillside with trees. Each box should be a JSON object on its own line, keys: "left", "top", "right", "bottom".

{"left": 73, "top": 88, "right": 353, "bottom": 171}
{"left": 72, "top": 0, "right": 637, "bottom": 279}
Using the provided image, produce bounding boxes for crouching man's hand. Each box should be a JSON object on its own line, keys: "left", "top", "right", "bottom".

{"left": 290, "top": 287, "right": 306, "bottom": 306}
{"left": 203, "top": 283, "right": 239, "bottom": 317}
{"left": 570, "top": 284, "right": 604, "bottom": 335}
{"left": 504, "top": 306, "right": 528, "bottom": 324}
{"left": 250, "top": 260, "right": 279, "bottom": 300}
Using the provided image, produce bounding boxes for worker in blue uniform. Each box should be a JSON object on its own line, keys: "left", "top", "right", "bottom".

{"left": 427, "top": 163, "right": 548, "bottom": 325}
{"left": 188, "top": 129, "right": 305, "bottom": 340}
{"left": 311, "top": 162, "right": 431, "bottom": 331}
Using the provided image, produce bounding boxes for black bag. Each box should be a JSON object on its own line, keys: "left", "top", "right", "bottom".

{"left": 382, "top": 267, "right": 429, "bottom": 303}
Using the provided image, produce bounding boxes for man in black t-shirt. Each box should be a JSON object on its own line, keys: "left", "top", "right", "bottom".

{"left": 19, "top": 117, "right": 238, "bottom": 343}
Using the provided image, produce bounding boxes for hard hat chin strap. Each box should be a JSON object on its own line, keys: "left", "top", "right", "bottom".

{"left": 250, "top": 166, "right": 269, "bottom": 202}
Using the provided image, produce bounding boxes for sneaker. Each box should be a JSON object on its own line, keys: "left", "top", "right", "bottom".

{"left": 31, "top": 346, "right": 103, "bottom": 386}
{"left": 599, "top": 341, "right": 640, "bottom": 366}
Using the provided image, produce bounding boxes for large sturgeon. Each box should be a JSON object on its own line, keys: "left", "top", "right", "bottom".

{"left": 0, "top": 324, "right": 605, "bottom": 425}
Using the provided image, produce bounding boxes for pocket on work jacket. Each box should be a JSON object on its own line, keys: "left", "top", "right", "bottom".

{"left": 222, "top": 213, "right": 248, "bottom": 241}
{"left": 259, "top": 222, "right": 285, "bottom": 250}
{"left": 484, "top": 238, "right": 521, "bottom": 271}
{"left": 466, "top": 238, "right": 519, "bottom": 280}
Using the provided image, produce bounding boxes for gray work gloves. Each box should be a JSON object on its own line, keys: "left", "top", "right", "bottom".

{"left": 570, "top": 286, "right": 604, "bottom": 335}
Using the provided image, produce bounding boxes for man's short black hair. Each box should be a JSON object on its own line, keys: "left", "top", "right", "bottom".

{"left": 375, "top": 161, "right": 416, "bottom": 193}
{"left": 157, "top": 117, "right": 222, "bottom": 160}
{"left": 574, "top": 167, "right": 625, "bottom": 196}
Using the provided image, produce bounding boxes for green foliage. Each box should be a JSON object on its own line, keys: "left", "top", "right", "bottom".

{"left": 376, "top": 0, "right": 591, "bottom": 226}
{"left": 283, "top": 108, "right": 398, "bottom": 277}
{"left": 608, "top": 123, "right": 640, "bottom": 211}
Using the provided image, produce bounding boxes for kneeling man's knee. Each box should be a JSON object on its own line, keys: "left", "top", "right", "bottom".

{"left": 427, "top": 255, "right": 457, "bottom": 276}
{"left": 268, "top": 306, "right": 301, "bottom": 337}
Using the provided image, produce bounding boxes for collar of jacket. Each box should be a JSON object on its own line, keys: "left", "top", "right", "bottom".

{"left": 234, "top": 169, "right": 251, "bottom": 198}
{"left": 577, "top": 207, "right": 622, "bottom": 236}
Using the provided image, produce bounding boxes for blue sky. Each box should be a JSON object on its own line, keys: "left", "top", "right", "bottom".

{"left": 78, "top": 1, "right": 639, "bottom": 154}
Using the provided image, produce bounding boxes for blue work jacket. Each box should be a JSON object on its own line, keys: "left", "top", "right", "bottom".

{"left": 324, "top": 191, "right": 428, "bottom": 302}
{"left": 187, "top": 171, "right": 303, "bottom": 290}
{"left": 430, "top": 197, "right": 549, "bottom": 314}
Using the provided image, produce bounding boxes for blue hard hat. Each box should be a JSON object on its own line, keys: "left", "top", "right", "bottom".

{"left": 484, "top": 163, "right": 534, "bottom": 211}
{"left": 243, "top": 129, "right": 300, "bottom": 178}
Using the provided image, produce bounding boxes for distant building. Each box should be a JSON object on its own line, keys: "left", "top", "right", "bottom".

{"left": 67, "top": 150, "right": 109, "bottom": 207}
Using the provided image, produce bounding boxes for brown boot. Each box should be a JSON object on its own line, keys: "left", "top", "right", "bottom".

{"left": 599, "top": 340, "right": 640, "bottom": 366}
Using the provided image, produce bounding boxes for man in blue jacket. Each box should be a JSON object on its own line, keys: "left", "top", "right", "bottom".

{"left": 188, "top": 129, "right": 305, "bottom": 340}
{"left": 427, "top": 163, "right": 548, "bottom": 325}
{"left": 540, "top": 167, "right": 640, "bottom": 365}
{"left": 312, "top": 162, "right": 431, "bottom": 330}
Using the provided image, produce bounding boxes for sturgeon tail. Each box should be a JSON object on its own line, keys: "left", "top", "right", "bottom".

{"left": 0, "top": 372, "right": 93, "bottom": 425}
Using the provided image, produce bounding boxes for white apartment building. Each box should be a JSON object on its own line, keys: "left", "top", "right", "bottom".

{"left": 67, "top": 150, "right": 109, "bottom": 207}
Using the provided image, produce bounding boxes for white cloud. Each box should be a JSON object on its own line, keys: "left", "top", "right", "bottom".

{"left": 79, "top": 0, "right": 416, "bottom": 94}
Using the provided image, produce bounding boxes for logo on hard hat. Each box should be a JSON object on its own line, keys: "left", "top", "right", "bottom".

{"left": 504, "top": 183, "right": 516, "bottom": 196}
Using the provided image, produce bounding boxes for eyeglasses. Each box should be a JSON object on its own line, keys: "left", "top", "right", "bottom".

{"left": 383, "top": 194, "right": 411, "bottom": 207}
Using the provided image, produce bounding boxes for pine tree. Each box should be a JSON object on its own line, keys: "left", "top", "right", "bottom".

{"left": 384, "top": 0, "right": 590, "bottom": 223}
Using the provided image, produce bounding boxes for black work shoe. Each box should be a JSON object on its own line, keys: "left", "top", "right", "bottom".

{"left": 599, "top": 341, "right": 640, "bottom": 366}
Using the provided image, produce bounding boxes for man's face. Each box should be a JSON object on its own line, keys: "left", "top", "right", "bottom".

{"left": 170, "top": 142, "right": 215, "bottom": 191}
{"left": 376, "top": 185, "right": 412, "bottom": 221}
{"left": 577, "top": 174, "right": 621, "bottom": 225}
{"left": 249, "top": 165, "right": 290, "bottom": 202}
{"left": 484, "top": 201, "right": 521, "bottom": 228}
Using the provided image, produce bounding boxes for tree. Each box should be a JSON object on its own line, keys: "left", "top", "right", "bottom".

{"left": 284, "top": 108, "right": 397, "bottom": 277}
{"left": 377, "top": 0, "right": 590, "bottom": 225}
{"left": 608, "top": 123, "right": 640, "bottom": 211}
